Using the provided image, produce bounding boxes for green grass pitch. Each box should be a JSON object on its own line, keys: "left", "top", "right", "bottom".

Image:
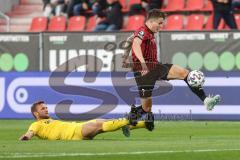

{"left": 0, "top": 120, "right": 240, "bottom": 160}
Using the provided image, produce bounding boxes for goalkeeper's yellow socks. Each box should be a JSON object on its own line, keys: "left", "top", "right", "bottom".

{"left": 102, "top": 118, "right": 129, "bottom": 132}
{"left": 129, "top": 121, "right": 146, "bottom": 130}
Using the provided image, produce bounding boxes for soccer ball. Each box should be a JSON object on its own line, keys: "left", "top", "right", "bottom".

{"left": 187, "top": 70, "right": 205, "bottom": 87}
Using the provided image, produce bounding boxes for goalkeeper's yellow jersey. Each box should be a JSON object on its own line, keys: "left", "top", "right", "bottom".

{"left": 28, "top": 119, "right": 79, "bottom": 140}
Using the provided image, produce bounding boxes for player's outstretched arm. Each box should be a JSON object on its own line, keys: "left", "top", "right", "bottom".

{"left": 124, "top": 34, "right": 134, "bottom": 54}
{"left": 19, "top": 131, "right": 34, "bottom": 141}
{"left": 122, "top": 34, "right": 134, "bottom": 68}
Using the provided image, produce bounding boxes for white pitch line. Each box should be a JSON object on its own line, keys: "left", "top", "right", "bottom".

{"left": 1, "top": 148, "right": 240, "bottom": 158}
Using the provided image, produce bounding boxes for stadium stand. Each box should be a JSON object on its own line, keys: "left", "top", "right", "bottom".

{"left": 0, "top": 0, "right": 239, "bottom": 32}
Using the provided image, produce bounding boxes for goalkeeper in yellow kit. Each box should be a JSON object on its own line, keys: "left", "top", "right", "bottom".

{"left": 19, "top": 101, "right": 145, "bottom": 141}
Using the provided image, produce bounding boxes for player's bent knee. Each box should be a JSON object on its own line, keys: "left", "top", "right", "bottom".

{"left": 139, "top": 89, "right": 152, "bottom": 98}
{"left": 94, "top": 122, "right": 104, "bottom": 132}
{"left": 181, "top": 69, "right": 189, "bottom": 78}
{"left": 172, "top": 65, "right": 189, "bottom": 79}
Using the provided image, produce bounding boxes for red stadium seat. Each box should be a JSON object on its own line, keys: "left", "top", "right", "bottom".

{"left": 203, "top": 0, "right": 213, "bottom": 11}
{"left": 124, "top": 15, "right": 145, "bottom": 31}
{"left": 119, "top": 0, "right": 128, "bottom": 11}
{"left": 29, "top": 17, "right": 48, "bottom": 32}
{"left": 185, "top": 0, "right": 204, "bottom": 11}
{"left": 48, "top": 16, "right": 66, "bottom": 31}
{"left": 68, "top": 16, "right": 86, "bottom": 31}
{"left": 186, "top": 14, "right": 204, "bottom": 30}
{"left": 162, "top": 0, "right": 185, "bottom": 12}
{"left": 205, "top": 14, "right": 224, "bottom": 30}
{"left": 128, "top": 0, "right": 141, "bottom": 6}
{"left": 86, "top": 16, "right": 96, "bottom": 31}
{"left": 165, "top": 14, "right": 184, "bottom": 30}
{"left": 234, "top": 14, "right": 240, "bottom": 29}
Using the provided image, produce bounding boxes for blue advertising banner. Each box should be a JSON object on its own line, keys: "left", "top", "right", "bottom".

{"left": 0, "top": 72, "right": 240, "bottom": 120}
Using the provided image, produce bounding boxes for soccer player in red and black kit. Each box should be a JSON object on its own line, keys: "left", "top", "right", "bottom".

{"left": 124, "top": 9, "right": 221, "bottom": 131}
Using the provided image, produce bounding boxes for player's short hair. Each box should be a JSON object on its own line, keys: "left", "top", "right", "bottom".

{"left": 146, "top": 9, "right": 166, "bottom": 21}
{"left": 31, "top": 101, "right": 44, "bottom": 119}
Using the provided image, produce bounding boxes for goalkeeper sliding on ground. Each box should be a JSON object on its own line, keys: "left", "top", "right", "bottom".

{"left": 19, "top": 101, "right": 146, "bottom": 141}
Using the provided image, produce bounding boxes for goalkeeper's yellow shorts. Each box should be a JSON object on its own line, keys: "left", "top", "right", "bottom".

{"left": 71, "top": 119, "right": 97, "bottom": 140}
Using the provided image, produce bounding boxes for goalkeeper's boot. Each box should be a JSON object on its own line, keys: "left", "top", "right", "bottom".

{"left": 144, "top": 112, "right": 155, "bottom": 131}
{"left": 122, "top": 126, "right": 130, "bottom": 137}
{"left": 128, "top": 104, "right": 138, "bottom": 126}
{"left": 204, "top": 94, "right": 221, "bottom": 111}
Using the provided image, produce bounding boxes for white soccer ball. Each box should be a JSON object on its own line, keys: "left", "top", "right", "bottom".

{"left": 187, "top": 70, "right": 205, "bottom": 87}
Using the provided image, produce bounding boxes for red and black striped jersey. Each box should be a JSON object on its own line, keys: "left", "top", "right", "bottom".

{"left": 132, "top": 25, "right": 158, "bottom": 71}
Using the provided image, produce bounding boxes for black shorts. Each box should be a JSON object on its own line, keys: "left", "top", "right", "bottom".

{"left": 134, "top": 63, "right": 173, "bottom": 98}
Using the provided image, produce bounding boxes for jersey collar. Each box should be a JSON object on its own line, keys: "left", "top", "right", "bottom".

{"left": 144, "top": 24, "right": 154, "bottom": 35}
